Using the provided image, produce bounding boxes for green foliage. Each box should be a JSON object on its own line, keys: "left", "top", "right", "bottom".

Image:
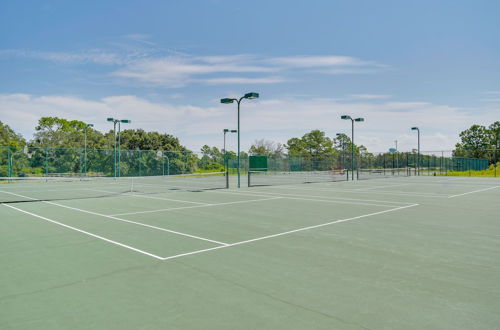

{"left": 117, "top": 129, "right": 188, "bottom": 152}
{"left": 198, "top": 145, "right": 224, "bottom": 171}
{"left": 33, "top": 117, "right": 92, "bottom": 148}
{"left": 0, "top": 121, "right": 25, "bottom": 147}
{"left": 441, "top": 163, "right": 499, "bottom": 177}
{"left": 286, "top": 130, "right": 335, "bottom": 157}
{"left": 453, "top": 121, "right": 499, "bottom": 161}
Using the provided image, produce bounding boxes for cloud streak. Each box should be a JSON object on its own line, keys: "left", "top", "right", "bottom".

{"left": 0, "top": 48, "right": 386, "bottom": 87}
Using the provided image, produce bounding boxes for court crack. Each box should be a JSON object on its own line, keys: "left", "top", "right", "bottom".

{"left": 0, "top": 261, "right": 163, "bottom": 301}
{"left": 176, "top": 260, "right": 374, "bottom": 330}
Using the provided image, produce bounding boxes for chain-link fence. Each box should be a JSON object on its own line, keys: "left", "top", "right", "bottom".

{"left": 1, "top": 146, "right": 497, "bottom": 178}
{"left": 357, "top": 150, "right": 498, "bottom": 177}
{"left": 0, "top": 146, "right": 225, "bottom": 178}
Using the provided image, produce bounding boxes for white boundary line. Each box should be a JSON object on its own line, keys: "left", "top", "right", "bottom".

{"left": 210, "top": 189, "right": 414, "bottom": 207}
{"left": 255, "top": 185, "right": 450, "bottom": 198}
{"left": 160, "top": 203, "right": 420, "bottom": 261}
{"left": 86, "top": 188, "right": 209, "bottom": 205}
{"left": 1, "top": 190, "right": 228, "bottom": 246}
{"left": 3, "top": 204, "right": 165, "bottom": 260}
{"left": 110, "top": 197, "right": 283, "bottom": 216}
{"left": 351, "top": 183, "right": 413, "bottom": 191}
{"left": 448, "top": 186, "right": 499, "bottom": 198}
{"left": 216, "top": 189, "right": 412, "bottom": 205}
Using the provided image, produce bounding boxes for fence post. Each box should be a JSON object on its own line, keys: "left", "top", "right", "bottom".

{"left": 45, "top": 147, "right": 49, "bottom": 176}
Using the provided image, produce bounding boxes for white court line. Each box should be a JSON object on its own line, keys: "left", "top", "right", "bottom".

{"left": 213, "top": 189, "right": 415, "bottom": 206}
{"left": 215, "top": 189, "right": 412, "bottom": 205}
{"left": 86, "top": 188, "right": 209, "bottom": 205}
{"left": 448, "top": 186, "right": 499, "bottom": 198}
{"left": 111, "top": 197, "right": 283, "bottom": 216}
{"left": 351, "top": 183, "right": 413, "bottom": 191}
{"left": 1, "top": 190, "right": 228, "bottom": 246}
{"left": 256, "top": 185, "right": 450, "bottom": 198}
{"left": 3, "top": 204, "right": 165, "bottom": 260}
{"left": 161, "top": 203, "right": 420, "bottom": 261}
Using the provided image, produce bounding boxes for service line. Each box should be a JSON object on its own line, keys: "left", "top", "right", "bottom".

{"left": 160, "top": 203, "right": 420, "bottom": 261}
{"left": 448, "top": 186, "right": 499, "bottom": 198}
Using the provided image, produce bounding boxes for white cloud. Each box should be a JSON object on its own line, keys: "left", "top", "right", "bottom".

{"left": 202, "top": 77, "right": 285, "bottom": 85}
{"left": 1, "top": 48, "right": 385, "bottom": 87}
{"left": 1, "top": 93, "right": 497, "bottom": 153}
{"left": 267, "top": 55, "right": 366, "bottom": 67}
{"left": 348, "top": 94, "right": 392, "bottom": 100}
{"left": 0, "top": 49, "right": 128, "bottom": 65}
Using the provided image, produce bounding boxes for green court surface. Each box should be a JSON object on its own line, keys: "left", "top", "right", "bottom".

{"left": 1, "top": 176, "right": 499, "bottom": 329}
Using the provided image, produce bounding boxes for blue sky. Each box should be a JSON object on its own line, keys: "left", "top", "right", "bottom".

{"left": 1, "top": 0, "right": 499, "bottom": 153}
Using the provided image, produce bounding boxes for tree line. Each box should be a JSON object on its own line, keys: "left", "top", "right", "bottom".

{"left": 1, "top": 117, "right": 498, "bottom": 177}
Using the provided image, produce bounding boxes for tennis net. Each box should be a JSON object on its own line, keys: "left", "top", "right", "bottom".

{"left": 248, "top": 170, "right": 348, "bottom": 187}
{"left": 357, "top": 168, "right": 409, "bottom": 180}
{"left": 0, "top": 172, "right": 228, "bottom": 204}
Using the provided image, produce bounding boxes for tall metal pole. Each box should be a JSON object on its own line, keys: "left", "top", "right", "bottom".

{"left": 417, "top": 129, "right": 420, "bottom": 175}
{"left": 84, "top": 126, "right": 88, "bottom": 176}
{"left": 223, "top": 130, "right": 227, "bottom": 173}
{"left": 118, "top": 121, "right": 121, "bottom": 177}
{"left": 351, "top": 119, "right": 355, "bottom": 180}
{"left": 113, "top": 121, "right": 117, "bottom": 178}
{"left": 237, "top": 99, "right": 241, "bottom": 188}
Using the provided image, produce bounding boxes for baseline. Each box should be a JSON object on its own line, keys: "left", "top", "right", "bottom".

{"left": 1, "top": 190, "right": 228, "bottom": 246}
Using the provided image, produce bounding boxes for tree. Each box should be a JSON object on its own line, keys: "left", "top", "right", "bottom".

{"left": 32, "top": 117, "right": 101, "bottom": 148}
{"left": 0, "top": 121, "right": 25, "bottom": 147}
{"left": 249, "top": 139, "right": 285, "bottom": 157}
{"left": 453, "top": 122, "right": 499, "bottom": 159}
{"left": 286, "top": 130, "right": 335, "bottom": 158}
{"left": 198, "top": 145, "right": 224, "bottom": 171}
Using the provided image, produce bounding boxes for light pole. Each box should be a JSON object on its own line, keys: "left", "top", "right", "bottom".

{"left": 84, "top": 123, "right": 94, "bottom": 176}
{"left": 107, "top": 118, "right": 131, "bottom": 177}
{"left": 223, "top": 129, "right": 237, "bottom": 173}
{"left": 411, "top": 127, "right": 420, "bottom": 175}
{"left": 336, "top": 133, "right": 346, "bottom": 172}
{"left": 221, "top": 92, "right": 259, "bottom": 188}
{"left": 341, "top": 115, "right": 364, "bottom": 180}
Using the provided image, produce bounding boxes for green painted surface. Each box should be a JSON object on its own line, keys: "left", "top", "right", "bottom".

{"left": 1, "top": 176, "right": 499, "bottom": 329}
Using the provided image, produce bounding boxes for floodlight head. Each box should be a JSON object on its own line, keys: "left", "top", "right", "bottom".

{"left": 120, "top": 119, "right": 131, "bottom": 123}
{"left": 411, "top": 127, "right": 419, "bottom": 131}
{"left": 244, "top": 92, "right": 259, "bottom": 100}
{"left": 355, "top": 118, "right": 364, "bottom": 122}
{"left": 87, "top": 124, "right": 94, "bottom": 127}
{"left": 230, "top": 130, "right": 237, "bottom": 133}
{"left": 220, "top": 98, "right": 234, "bottom": 104}
{"left": 223, "top": 129, "right": 229, "bottom": 133}
{"left": 107, "top": 118, "right": 114, "bottom": 122}
{"left": 341, "top": 115, "right": 351, "bottom": 120}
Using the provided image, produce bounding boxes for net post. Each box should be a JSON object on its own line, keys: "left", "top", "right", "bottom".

{"left": 226, "top": 171, "right": 229, "bottom": 189}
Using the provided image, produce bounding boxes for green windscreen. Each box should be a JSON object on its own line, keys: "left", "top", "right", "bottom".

{"left": 249, "top": 155, "right": 268, "bottom": 171}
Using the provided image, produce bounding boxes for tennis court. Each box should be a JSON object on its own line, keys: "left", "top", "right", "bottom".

{"left": 1, "top": 174, "right": 499, "bottom": 329}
